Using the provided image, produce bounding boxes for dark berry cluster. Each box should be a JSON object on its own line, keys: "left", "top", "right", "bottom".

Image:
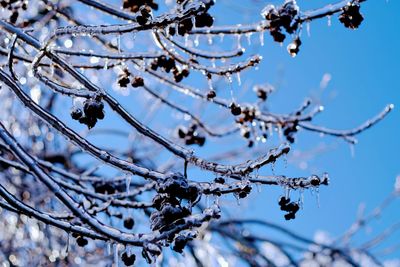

{"left": 195, "top": 13, "right": 214, "bottom": 28}
{"left": 172, "top": 235, "right": 189, "bottom": 253}
{"left": 1, "top": 0, "right": 27, "bottom": 24}
{"left": 150, "top": 56, "right": 190, "bottom": 82}
{"left": 234, "top": 105, "right": 266, "bottom": 148}
{"left": 123, "top": 217, "right": 135, "bottom": 229}
{"left": 278, "top": 196, "right": 300, "bottom": 220}
{"left": 339, "top": 4, "right": 364, "bottom": 29}
{"left": 254, "top": 84, "right": 274, "bottom": 102}
{"left": 240, "top": 125, "right": 251, "bottom": 139}
{"left": 206, "top": 89, "right": 217, "bottom": 99}
{"left": 310, "top": 175, "right": 329, "bottom": 186}
{"left": 287, "top": 37, "right": 302, "bottom": 57}
{"left": 239, "top": 106, "right": 256, "bottom": 123}
{"left": 156, "top": 173, "right": 201, "bottom": 202}
{"left": 122, "top": 0, "right": 158, "bottom": 13}
{"left": 150, "top": 201, "right": 191, "bottom": 232}
{"left": 121, "top": 252, "right": 136, "bottom": 266}
{"left": 93, "top": 182, "right": 116, "bottom": 195}
{"left": 177, "top": 125, "right": 206, "bottom": 146}
{"left": 151, "top": 174, "right": 200, "bottom": 233}
{"left": 235, "top": 184, "right": 252, "bottom": 199}
{"left": 118, "top": 68, "right": 131, "bottom": 87}
{"left": 72, "top": 232, "right": 89, "bottom": 247}
{"left": 117, "top": 68, "right": 145, "bottom": 88}
{"left": 131, "top": 76, "right": 144, "bottom": 87}
{"left": 141, "top": 243, "right": 162, "bottom": 264}
{"left": 262, "top": 1, "right": 299, "bottom": 43}
{"left": 177, "top": 18, "right": 193, "bottom": 36}
{"left": 229, "top": 102, "right": 242, "bottom": 116}
{"left": 214, "top": 177, "right": 225, "bottom": 184}
{"left": 70, "top": 97, "right": 105, "bottom": 129}
{"left": 172, "top": 232, "right": 196, "bottom": 253}
{"left": 136, "top": 6, "right": 152, "bottom": 25}
{"left": 283, "top": 121, "right": 298, "bottom": 144}
{"left": 175, "top": 12, "right": 214, "bottom": 36}
{"left": 256, "top": 88, "right": 267, "bottom": 101}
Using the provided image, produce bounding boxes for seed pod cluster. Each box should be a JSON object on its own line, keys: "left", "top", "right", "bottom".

{"left": 150, "top": 56, "right": 191, "bottom": 82}
{"left": 70, "top": 97, "right": 105, "bottom": 129}
{"left": 172, "top": 231, "right": 197, "bottom": 253}
{"left": 261, "top": 0, "right": 299, "bottom": 43}
{"left": 118, "top": 68, "right": 131, "bottom": 87}
{"left": 287, "top": 37, "right": 302, "bottom": 57}
{"left": 283, "top": 121, "right": 298, "bottom": 144}
{"left": 278, "top": 196, "right": 300, "bottom": 220}
{"left": 339, "top": 4, "right": 364, "bottom": 29}
{"left": 121, "top": 252, "right": 136, "bottom": 266}
{"left": 1, "top": 0, "right": 28, "bottom": 24}
{"left": 176, "top": 12, "right": 214, "bottom": 36}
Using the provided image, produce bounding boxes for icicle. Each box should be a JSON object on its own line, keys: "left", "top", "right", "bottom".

{"left": 285, "top": 187, "right": 290, "bottom": 199}
{"left": 256, "top": 182, "right": 262, "bottom": 193}
{"left": 114, "top": 244, "right": 119, "bottom": 267}
{"left": 235, "top": 194, "right": 241, "bottom": 206}
{"left": 271, "top": 161, "right": 276, "bottom": 175}
{"left": 283, "top": 153, "right": 288, "bottom": 169}
{"left": 126, "top": 175, "right": 131, "bottom": 195}
{"left": 268, "top": 123, "right": 273, "bottom": 136}
{"left": 277, "top": 124, "right": 283, "bottom": 141}
{"left": 306, "top": 21, "right": 311, "bottom": 37}
{"left": 184, "top": 34, "right": 189, "bottom": 47}
{"left": 131, "top": 32, "right": 136, "bottom": 48}
{"left": 299, "top": 189, "right": 304, "bottom": 209}
{"left": 211, "top": 58, "right": 216, "bottom": 68}
{"left": 226, "top": 72, "right": 233, "bottom": 84}
{"left": 214, "top": 196, "right": 220, "bottom": 205}
{"left": 236, "top": 72, "right": 242, "bottom": 86}
{"left": 219, "top": 33, "right": 224, "bottom": 43}
{"left": 194, "top": 35, "right": 200, "bottom": 47}
{"left": 65, "top": 232, "right": 70, "bottom": 256}
{"left": 104, "top": 58, "right": 109, "bottom": 70}
{"left": 49, "top": 64, "right": 55, "bottom": 76}
{"left": 207, "top": 34, "right": 213, "bottom": 45}
{"left": 327, "top": 15, "right": 331, "bottom": 27}
{"left": 107, "top": 243, "right": 112, "bottom": 255}
{"left": 246, "top": 32, "right": 252, "bottom": 45}
{"left": 349, "top": 143, "right": 355, "bottom": 158}
{"left": 226, "top": 73, "right": 234, "bottom": 101}
{"left": 259, "top": 30, "right": 265, "bottom": 46}
{"left": 236, "top": 34, "right": 242, "bottom": 49}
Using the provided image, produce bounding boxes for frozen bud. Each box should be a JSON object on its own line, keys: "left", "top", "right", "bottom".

{"left": 70, "top": 107, "right": 83, "bottom": 120}
{"left": 229, "top": 102, "right": 242, "bottom": 116}
{"left": 287, "top": 37, "right": 301, "bottom": 57}
{"left": 121, "top": 252, "right": 136, "bottom": 266}
{"left": 339, "top": 4, "right": 364, "bottom": 29}
{"left": 207, "top": 90, "right": 216, "bottom": 99}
